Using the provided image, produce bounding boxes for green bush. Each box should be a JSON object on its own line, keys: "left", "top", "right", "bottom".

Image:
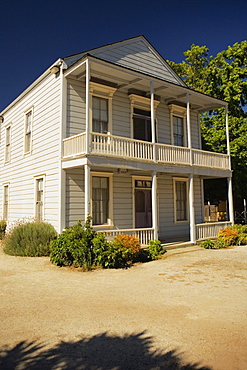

{"left": 0, "top": 220, "right": 7, "bottom": 239}
{"left": 3, "top": 222, "right": 57, "bottom": 256}
{"left": 200, "top": 239, "right": 215, "bottom": 249}
{"left": 148, "top": 240, "right": 166, "bottom": 260}
{"left": 50, "top": 218, "right": 96, "bottom": 269}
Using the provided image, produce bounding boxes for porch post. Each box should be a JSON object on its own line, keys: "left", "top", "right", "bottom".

{"left": 189, "top": 174, "right": 196, "bottom": 243}
{"left": 84, "top": 162, "right": 91, "bottom": 220}
{"left": 150, "top": 81, "right": 156, "bottom": 161}
{"left": 227, "top": 177, "right": 234, "bottom": 225}
{"left": 186, "top": 93, "right": 192, "bottom": 164}
{"left": 85, "top": 59, "right": 90, "bottom": 155}
{"left": 152, "top": 171, "right": 158, "bottom": 240}
{"left": 225, "top": 105, "right": 231, "bottom": 169}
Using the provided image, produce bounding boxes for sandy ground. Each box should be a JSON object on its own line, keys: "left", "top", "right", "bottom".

{"left": 0, "top": 243, "right": 246, "bottom": 370}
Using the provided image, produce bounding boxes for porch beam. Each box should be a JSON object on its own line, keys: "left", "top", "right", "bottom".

{"left": 189, "top": 174, "right": 196, "bottom": 243}
{"left": 150, "top": 81, "right": 156, "bottom": 162}
{"left": 84, "top": 163, "right": 91, "bottom": 220}
{"left": 85, "top": 60, "right": 90, "bottom": 155}
{"left": 152, "top": 171, "right": 158, "bottom": 240}
{"left": 227, "top": 177, "right": 234, "bottom": 225}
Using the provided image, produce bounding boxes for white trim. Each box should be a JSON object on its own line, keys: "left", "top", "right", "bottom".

{"left": 90, "top": 81, "right": 117, "bottom": 136}
{"left": 173, "top": 177, "right": 189, "bottom": 224}
{"left": 34, "top": 175, "right": 45, "bottom": 221}
{"left": 91, "top": 171, "right": 113, "bottom": 227}
{"left": 3, "top": 183, "right": 9, "bottom": 221}
{"left": 169, "top": 104, "right": 187, "bottom": 147}
{"left": 23, "top": 106, "right": 34, "bottom": 155}
{"left": 4, "top": 124, "right": 11, "bottom": 164}
{"left": 132, "top": 175, "right": 152, "bottom": 229}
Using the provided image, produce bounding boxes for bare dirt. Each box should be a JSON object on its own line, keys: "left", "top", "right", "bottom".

{"left": 0, "top": 243, "right": 246, "bottom": 370}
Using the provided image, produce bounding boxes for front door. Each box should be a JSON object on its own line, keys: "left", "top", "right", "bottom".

{"left": 135, "top": 189, "right": 152, "bottom": 228}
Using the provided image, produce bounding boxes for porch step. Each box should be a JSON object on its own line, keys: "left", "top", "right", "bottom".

{"left": 161, "top": 241, "right": 197, "bottom": 251}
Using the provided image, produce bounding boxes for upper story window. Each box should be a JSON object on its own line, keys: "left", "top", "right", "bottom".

{"left": 92, "top": 96, "right": 108, "bottom": 134}
{"left": 24, "top": 108, "right": 33, "bottom": 153}
{"left": 169, "top": 104, "right": 187, "bottom": 147}
{"left": 129, "top": 93, "right": 160, "bottom": 142}
{"left": 90, "top": 81, "right": 116, "bottom": 135}
{"left": 5, "top": 126, "right": 11, "bottom": 163}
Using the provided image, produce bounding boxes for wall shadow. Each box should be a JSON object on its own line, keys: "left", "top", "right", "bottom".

{"left": 0, "top": 331, "right": 211, "bottom": 370}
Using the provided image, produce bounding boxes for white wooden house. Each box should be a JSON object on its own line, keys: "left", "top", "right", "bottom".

{"left": 0, "top": 36, "right": 233, "bottom": 244}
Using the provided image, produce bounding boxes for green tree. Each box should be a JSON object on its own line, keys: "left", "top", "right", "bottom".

{"left": 168, "top": 41, "right": 247, "bottom": 203}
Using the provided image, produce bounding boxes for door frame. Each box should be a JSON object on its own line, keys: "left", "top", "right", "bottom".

{"left": 132, "top": 176, "right": 152, "bottom": 228}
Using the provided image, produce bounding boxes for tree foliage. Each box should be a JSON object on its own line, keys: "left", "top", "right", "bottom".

{"left": 168, "top": 41, "right": 247, "bottom": 202}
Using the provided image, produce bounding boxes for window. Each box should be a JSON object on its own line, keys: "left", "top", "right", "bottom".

{"left": 173, "top": 116, "right": 184, "bottom": 146}
{"left": 35, "top": 178, "right": 44, "bottom": 221}
{"left": 5, "top": 126, "right": 11, "bottom": 162}
{"left": 91, "top": 173, "right": 113, "bottom": 226}
{"left": 169, "top": 104, "right": 186, "bottom": 147}
{"left": 3, "top": 185, "right": 9, "bottom": 220}
{"left": 92, "top": 96, "right": 108, "bottom": 134}
{"left": 174, "top": 179, "right": 188, "bottom": 222}
{"left": 25, "top": 109, "right": 33, "bottom": 153}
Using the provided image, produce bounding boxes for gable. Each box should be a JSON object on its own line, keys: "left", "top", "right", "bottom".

{"left": 64, "top": 36, "right": 185, "bottom": 86}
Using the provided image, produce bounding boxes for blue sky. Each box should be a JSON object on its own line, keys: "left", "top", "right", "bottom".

{"left": 1, "top": 0, "right": 247, "bottom": 111}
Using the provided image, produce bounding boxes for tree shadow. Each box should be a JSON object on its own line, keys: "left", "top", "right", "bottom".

{"left": 0, "top": 331, "right": 211, "bottom": 370}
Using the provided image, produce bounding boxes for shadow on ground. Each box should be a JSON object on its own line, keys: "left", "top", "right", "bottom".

{"left": 0, "top": 331, "right": 211, "bottom": 369}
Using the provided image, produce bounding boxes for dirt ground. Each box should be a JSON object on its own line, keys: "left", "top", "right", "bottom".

{"left": 0, "top": 243, "right": 246, "bottom": 370}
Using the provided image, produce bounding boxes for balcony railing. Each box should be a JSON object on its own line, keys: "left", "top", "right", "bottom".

{"left": 63, "top": 132, "right": 230, "bottom": 170}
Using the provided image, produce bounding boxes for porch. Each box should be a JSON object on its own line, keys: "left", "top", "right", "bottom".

{"left": 96, "top": 221, "right": 232, "bottom": 246}
{"left": 63, "top": 132, "right": 230, "bottom": 170}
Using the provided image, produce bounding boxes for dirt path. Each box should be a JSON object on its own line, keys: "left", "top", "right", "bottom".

{"left": 0, "top": 244, "right": 246, "bottom": 369}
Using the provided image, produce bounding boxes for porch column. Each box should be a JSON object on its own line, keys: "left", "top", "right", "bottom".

{"left": 152, "top": 171, "right": 158, "bottom": 240}
{"left": 227, "top": 177, "right": 234, "bottom": 225}
{"left": 186, "top": 93, "right": 192, "bottom": 164}
{"left": 84, "top": 163, "right": 91, "bottom": 220}
{"left": 189, "top": 174, "right": 196, "bottom": 243}
{"left": 225, "top": 105, "right": 231, "bottom": 169}
{"left": 150, "top": 81, "right": 156, "bottom": 161}
{"left": 85, "top": 59, "right": 90, "bottom": 155}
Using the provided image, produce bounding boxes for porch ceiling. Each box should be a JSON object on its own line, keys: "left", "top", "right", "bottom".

{"left": 64, "top": 55, "right": 227, "bottom": 113}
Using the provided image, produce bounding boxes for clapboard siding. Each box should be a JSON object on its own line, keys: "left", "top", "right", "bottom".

{"left": 156, "top": 103, "right": 171, "bottom": 144}
{"left": 67, "top": 78, "right": 86, "bottom": 137}
{"left": 112, "top": 91, "right": 130, "bottom": 137}
{"left": 0, "top": 72, "right": 61, "bottom": 229}
{"left": 66, "top": 169, "right": 84, "bottom": 227}
{"left": 113, "top": 173, "right": 132, "bottom": 228}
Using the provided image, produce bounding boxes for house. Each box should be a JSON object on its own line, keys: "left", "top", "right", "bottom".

{"left": 0, "top": 36, "right": 233, "bottom": 244}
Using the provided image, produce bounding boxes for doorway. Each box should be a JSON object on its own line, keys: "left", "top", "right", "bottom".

{"left": 135, "top": 180, "right": 152, "bottom": 228}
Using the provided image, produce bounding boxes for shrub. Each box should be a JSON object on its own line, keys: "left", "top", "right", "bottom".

{"left": 200, "top": 239, "right": 215, "bottom": 249}
{"left": 50, "top": 217, "right": 96, "bottom": 269}
{"left": 3, "top": 222, "right": 57, "bottom": 256}
{"left": 92, "top": 232, "right": 112, "bottom": 268}
{"left": 217, "top": 227, "right": 240, "bottom": 247}
{"left": 148, "top": 240, "right": 166, "bottom": 260}
{"left": 0, "top": 220, "right": 7, "bottom": 239}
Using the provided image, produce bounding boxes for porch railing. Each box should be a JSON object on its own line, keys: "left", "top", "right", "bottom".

{"left": 63, "top": 132, "right": 230, "bottom": 170}
{"left": 196, "top": 221, "right": 232, "bottom": 241}
{"left": 100, "top": 227, "right": 155, "bottom": 245}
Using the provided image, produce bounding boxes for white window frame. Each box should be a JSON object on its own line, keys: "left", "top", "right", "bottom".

{"left": 129, "top": 94, "right": 160, "bottom": 140}
{"left": 91, "top": 171, "right": 113, "bottom": 227}
{"left": 24, "top": 107, "right": 33, "bottom": 154}
{"left": 34, "top": 175, "right": 45, "bottom": 221}
{"left": 3, "top": 183, "right": 9, "bottom": 221}
{"left": 132, "top": 175, "right": 152, "bottom": 228}
{"left": 5, "top": 125, "right": 11, "bottom": 163}
{"left": 169, "top": 104, "right": 187, "bottom": 147}
{"left": 90, "top": 82, "right": 116, "bottom": 135}
{"left": 173, "top": 177, "right": 189, "bottom": 223}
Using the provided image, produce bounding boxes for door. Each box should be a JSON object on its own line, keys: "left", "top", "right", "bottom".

{"left": 135, "top": 189, "right": 152, "bottom": 228}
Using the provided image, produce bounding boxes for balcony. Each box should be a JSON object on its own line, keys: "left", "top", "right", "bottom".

{"left": 63, "top": 132, "right": 230, "bottom": 170}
